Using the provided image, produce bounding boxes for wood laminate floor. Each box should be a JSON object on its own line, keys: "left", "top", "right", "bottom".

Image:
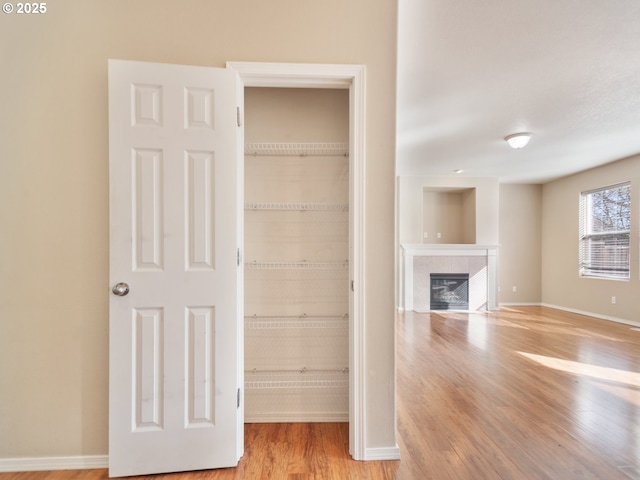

{"left": 2, "top": 306, "right": 639, "bottom": 479}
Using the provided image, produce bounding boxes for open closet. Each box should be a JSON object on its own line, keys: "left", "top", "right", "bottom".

{"left": 243, "top": 87, "right": 350, "bottom": 423}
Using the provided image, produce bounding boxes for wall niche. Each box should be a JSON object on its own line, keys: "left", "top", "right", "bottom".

{"left": 422, "top": 187, "right": 476, "bottom": 244}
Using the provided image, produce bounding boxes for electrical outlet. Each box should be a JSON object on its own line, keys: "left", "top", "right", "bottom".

{"left": 611, "top": 296, "right": 616, "bottom": 304}
{"left": 423, "top": 232, "right": 428, "bottom": 239}
{"left": 512, "top": 286, "right": 517, "bottom": 292}
{"left": 437, "top": 232, "right": 442, "bottom": 239}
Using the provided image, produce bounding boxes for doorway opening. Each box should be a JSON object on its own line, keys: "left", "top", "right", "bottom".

{"left": 228, "top": 61, "right": 366, "bottom": 460}
{"left": 243, "top": 87, "right": 350, "bottom": 423}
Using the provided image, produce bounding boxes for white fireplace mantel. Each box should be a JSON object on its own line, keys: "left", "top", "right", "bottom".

{"left": 401, "top": 244, "right": 499, "bottom": 311}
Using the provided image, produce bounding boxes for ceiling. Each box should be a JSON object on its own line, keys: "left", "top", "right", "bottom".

{"left": 396, "top": 0, "right": 640, "bottom": 183}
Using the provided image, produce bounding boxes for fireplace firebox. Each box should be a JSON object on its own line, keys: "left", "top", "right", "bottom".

{"left": 430, "top": 273, "right": 469, "bottom": 310}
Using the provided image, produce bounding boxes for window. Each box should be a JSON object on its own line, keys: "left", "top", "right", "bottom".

{"left": 579, "top": 182, "right": 631, "bottom": 279}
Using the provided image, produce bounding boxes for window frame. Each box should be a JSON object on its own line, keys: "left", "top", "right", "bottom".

{"left": 579, "top": 181, "right": 631, "bottom": 280}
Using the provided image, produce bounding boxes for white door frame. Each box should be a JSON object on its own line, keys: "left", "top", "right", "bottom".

{"left": 226, "top": 61, "right": 366, "bottom": 460}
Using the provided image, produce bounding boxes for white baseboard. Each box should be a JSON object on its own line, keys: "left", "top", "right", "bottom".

{"left": 363, "top": 446, "right": 401, "bottom": 461}
{"left": 0, "top": 455, "right": 108, "bottom": 472}
{"left": 499, "top": 302, "right": 640, "bottom": 328}
{"left": 540, "top": 303, "right": 640, "bottom": 329}
{"left": 499, "top": 302, "right": 542, "bottom": 307}
{"left": 244, "top": 412, "right": 349, "bottom": 423}
{"left": 0, "top": 446, "right": 401, "bottom": 472}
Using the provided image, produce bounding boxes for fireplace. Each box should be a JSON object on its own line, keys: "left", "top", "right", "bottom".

{"left": 401, "top": 244, "right": 498, "bottom": 312}
{"left": 430, "top": 273, "right": 469, "bottom": 310}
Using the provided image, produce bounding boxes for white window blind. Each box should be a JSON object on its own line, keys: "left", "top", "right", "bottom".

{"left": 579, "top": 182, "right": 631, "bottom": 279}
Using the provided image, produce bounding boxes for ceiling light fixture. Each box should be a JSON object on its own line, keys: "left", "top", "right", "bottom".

{"left": 505, "top": 132, "right": 533, "bottom": 149}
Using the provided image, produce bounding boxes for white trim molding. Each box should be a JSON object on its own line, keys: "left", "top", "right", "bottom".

{"left": 0, "top": 455, "right": 108, "bottom": 472}
{"left": 363, "top": 446, "right": 401, "bottom": 461}
{"left": 226, "top": 61, "right": 363, "bottom": 89}
{"left": 501, "top": 303, "right": 640, "bottom": 329}
{"left": 500, "top": 302, "right": 543, "bottom": 307}
{"left": 244, "top": 412, "right": 349, "bottom": 423}
{"left": 226, "top": 62, "right": 368, "bottom": 461}
{"left": 541, "top": 303, "right": 640, "bottom": 329}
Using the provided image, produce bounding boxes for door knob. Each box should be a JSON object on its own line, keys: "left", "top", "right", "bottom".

{"left": 112, "top": 282, "right": 130, "bottom": 296}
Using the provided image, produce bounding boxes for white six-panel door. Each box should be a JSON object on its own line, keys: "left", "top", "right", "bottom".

{"left": 108, "top": 60, "right": 241, "bottom": 477}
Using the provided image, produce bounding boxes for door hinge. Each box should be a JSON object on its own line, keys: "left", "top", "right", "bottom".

{"left": 236, "top": 107, "right": 242, "bottom": 127}
{"left": 237, "top": 388, "right": 241, "bottom": 408}
{"left": 351, "top": 280, "right": 354, "bottom": 292}
{"left": 237, "top": 248, "right": 241, "bottom": 266}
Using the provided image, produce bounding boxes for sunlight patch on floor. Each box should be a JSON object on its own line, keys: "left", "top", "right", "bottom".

{"left": 517, "top": 351, "right": 640, "bottom": 388}
{"left": 594, "top": 381, "right": 640, "bottom": 407}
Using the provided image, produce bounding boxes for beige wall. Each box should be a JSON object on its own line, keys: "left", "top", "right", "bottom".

{"left": 244, "top": 88, "right": 350, "bottom": 144}
{"left": 542, "top": 155, "right": 640, "bottom": 321}
{"left": 0, "top": 0, "right": 398, "bottom": 459}
{"left": 398, "top": 176, "right": 500, "bottom": 245}
{"left": 498, "top": 184, "right": 542, "bottom": 304}
{"left": 422, "top": 190, "right": 476, "bottom": 244}
{"left": 461, "top": 189, "right": 477, "bottom": 244}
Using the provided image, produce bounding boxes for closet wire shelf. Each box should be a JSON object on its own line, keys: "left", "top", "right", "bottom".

{"left": 245, "top": 369, "right": 349, "bottom": 390}
{"left": 245, "top": 260, "right": 348, "bottom": 270}
{"left": 245, "top": 142, "right": 349, "bottom": 157}
{"left": 245, "top": 202, "right": 348, "bottom": 212}
{"left": 245, "top": 314, "right": 348, "bottom": 330}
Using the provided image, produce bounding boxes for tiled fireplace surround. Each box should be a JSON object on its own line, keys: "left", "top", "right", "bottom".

{"left": 401, "top": 244, "right": 499, "bottom": 312}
